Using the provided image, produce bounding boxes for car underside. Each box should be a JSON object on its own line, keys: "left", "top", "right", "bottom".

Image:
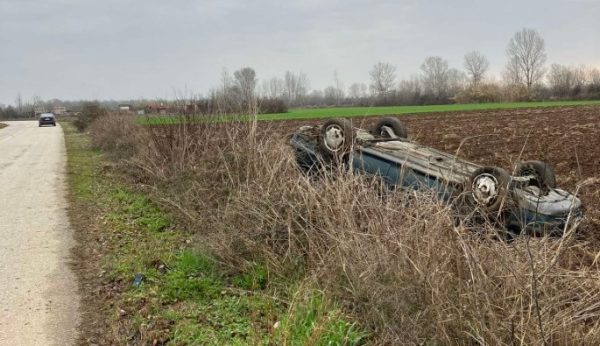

{"left": 290, "top": 117, "right": 582, "bottom": 234}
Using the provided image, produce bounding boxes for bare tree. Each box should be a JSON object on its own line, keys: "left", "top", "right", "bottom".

{"left": 447, "top": 68, "right": 467, "bottom": 96}
{"left": 420, "top": 56, "right": 451, "bottom": 100}
{"left": 233, "top": 67, "right": 257, "bottom": 110}
{"left": 297, "top": 73, "right": 309, "bottom": 101}
{"left": 323, "top": 86, "right": 343, "bottom": 105}
{"left": 506, "top": 28, "right": 547, "bottom": 90}
{"left": 348, "top": 83, "right": 368, "bottom": 99}
{"left": 397, "top": 76, "right": 422, "bottom": 104}
{"left": 307, "top": 89, "right": 323, "bottom": 105}
{"left": 503, "top": 56, "right": 522, "bottom": 86}
{"left": 284, "top": 71, "right": 309, "bottom": 105}
{"left": 369, "top": 62, "right": 396, "bottom": 95}
{"left": 572, "top": 65, "right": 588, "bottom": 92}
{"left": 590, "top": 68, "right": 600, "bottom": 84}
{"left": 548, "top": 64, "right": 588, "bottom": 97}
{"left": 547, "top": 64, "right": 570, "bottom": 96}
{"left": 214, "top": 69, "right": 235, "bottom": 113}
{"left": 588, "top": 68, "right": 600, "bottom": 92}
{"left": 15, "top": 93, "right": 23, "bottom": 115}
{"left": 284, "top": 71, "right": 296, "bottom": 102}
{"left": 464, "top": 51, "right": 489, "bottom": 85}
{"left": 32, "top": 94, "right": 43, "bottom": 115}
{"left": 333, "top": 70, "right": 345, "bottom": 104}
{"left": 261, "top": 77, "right": 284, "bottom": 99}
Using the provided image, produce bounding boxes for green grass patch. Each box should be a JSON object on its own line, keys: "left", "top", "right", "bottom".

{"left": 113, "top": 189, "right": 171, "bottom": 232}
{"left": 140, "top": 100, "right": 600, "bottom": 124}
{"left": 64, "top": 123, "right": 101, "bottom": 199}
{"left": 63, "top": 122, "right": 365, "bottom": 345}
{"left": 232, "top": 263, "right": 269, "bottom": 291}
{"left": 276, "top": 291, "right": 367, "bottom": 345}
{"left": 160, "top": 250, "right": 222, "bottom": 302}
{"left": 0, "top": 123, "right": 7, "bottom": 130}
{"left": 260, "top": 100, "right": 600, "bottom": 121}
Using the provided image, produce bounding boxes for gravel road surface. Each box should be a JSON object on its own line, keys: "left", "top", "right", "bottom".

{"left": 0, "top": 121, "right": 79, "bottom": 345}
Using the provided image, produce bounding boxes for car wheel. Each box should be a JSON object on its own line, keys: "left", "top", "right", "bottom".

{"left": 469, "top": 166, "right": 511, "bottom": 212}
{"left": 516, "top": 160, "right": 556, "bottom": 189}
{"left": 318, "top": 118, "right": 354, "bottom": 160}
{"left": 372, "top": 117, "right": 408, "bottom": 139}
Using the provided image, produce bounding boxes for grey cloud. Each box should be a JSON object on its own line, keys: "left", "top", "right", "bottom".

{"left": 0, "top": 0, "right": 598, "bottom": 104}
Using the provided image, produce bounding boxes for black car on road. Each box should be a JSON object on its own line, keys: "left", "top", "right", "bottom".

{"left": 38, "top": 113, "right": 56, "bottom": 127}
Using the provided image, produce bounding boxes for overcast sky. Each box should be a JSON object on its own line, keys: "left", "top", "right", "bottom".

{"left": 0, "top": 0, "right": 598, "bottom": 105}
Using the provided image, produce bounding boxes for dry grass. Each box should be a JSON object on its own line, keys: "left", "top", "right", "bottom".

{"left": 90, "top": 113, "right": 600, "bottom": 345}
{"left": 88, "top": 113, "right": 148, "bottom": 159}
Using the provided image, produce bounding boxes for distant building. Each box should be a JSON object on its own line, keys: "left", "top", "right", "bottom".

{"left": 118, "top": 104, "right": 133, "bottom": 112}
{"left": 145, "top": 103, "right": 168, "bottom": 115}
{"left": 183, "top": 103, "right": 199, "bottom": 114}
{"left": 52, "top": 106, "right": 66, "bottom": 115}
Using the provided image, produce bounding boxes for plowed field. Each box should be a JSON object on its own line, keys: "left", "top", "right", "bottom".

{"left": 268, "top": 105, "right": 600, "bottom": 238}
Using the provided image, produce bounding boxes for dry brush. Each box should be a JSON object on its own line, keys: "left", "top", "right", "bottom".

{"left": 89, "top": 113, "right": 600, "bottom": 345}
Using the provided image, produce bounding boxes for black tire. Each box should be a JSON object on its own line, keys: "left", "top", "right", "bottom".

{"left": 372, "top": 117, "right": 408, "bottom": 139}
{"left": 469, "top": 166, "right": 511, "bottom": 212}
{"left": 318, "top": 118, "right": 354, "bottom": 159}
{"left": 516, "top": 160, "right": 556, "bottom": 189}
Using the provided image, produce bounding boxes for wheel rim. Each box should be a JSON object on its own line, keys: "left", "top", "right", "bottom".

{"left": 471, "top": 173, "right": 500, "bottom": 207}
{"left": 323, "top": 124, "right": 345, "bottom": 152}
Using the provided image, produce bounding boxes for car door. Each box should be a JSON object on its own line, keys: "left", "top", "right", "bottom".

{"left": 352, "top": 150, "right": 395, "bottom": 186}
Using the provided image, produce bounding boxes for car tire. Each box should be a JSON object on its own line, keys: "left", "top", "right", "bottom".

{"left": 516, "top": 160, "right": 556, "bottom": 189}
{"left": 318, "top": 118, "right": 354, "bottom": 160}
{"left": 469, "top": 166, "right": 511, "bottom": 212}
{"left": 372, "top": 117, "right": 408, "bottom": 139}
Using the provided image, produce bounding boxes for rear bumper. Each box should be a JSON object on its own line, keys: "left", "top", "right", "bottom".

{"left": 39, "top": 120, "right": 55, "bottom": 125}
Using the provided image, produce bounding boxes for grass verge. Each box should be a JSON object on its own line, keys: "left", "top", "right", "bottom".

{"left": 140, "top": 100, "right": 600, "bottom": 124}
{"left": 64, "top": 122, "right": 365, "bottom": 345}
{"left": 0, "top": 123, "right": 7, "bottom": 129}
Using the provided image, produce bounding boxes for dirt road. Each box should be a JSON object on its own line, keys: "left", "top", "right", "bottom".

{"left": 0, "top": 121, "right": 79, "bottom": 345}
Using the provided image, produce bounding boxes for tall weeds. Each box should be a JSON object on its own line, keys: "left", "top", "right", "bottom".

{"left": 91, "top": 113, "right": 600, "bottom": 345}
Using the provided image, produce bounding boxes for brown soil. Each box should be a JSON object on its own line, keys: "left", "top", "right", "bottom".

{"left": 68, "top": 199, "right": 116, "bottom": 346}
{"left": 265, "top": 105, "right": 600, "bottom": 238}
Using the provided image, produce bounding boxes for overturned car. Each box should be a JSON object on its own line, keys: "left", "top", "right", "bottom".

{"left": 290, "top": 117, "right": 582, "bottom": 234}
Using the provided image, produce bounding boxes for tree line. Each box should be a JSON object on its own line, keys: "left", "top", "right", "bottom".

{"left": 2, "top": 27, "right": 599, "bottom": 118}
{"left": 204, "top": 28, "right": 599, "bottom": 113}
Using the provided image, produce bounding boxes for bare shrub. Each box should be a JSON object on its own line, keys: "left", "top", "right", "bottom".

{"left": 455, "top": 83, "right": 503, "bottom": 103}
{"left": 88, "top": 113, "right": 148, "bottom": 159}
{"left": 258, "top": 98, "right": 288, "bottom": 114}
{"left": 74, "top": 102, "right": 107, "bottom": 132}
{"left": 208, "top": 145, "right": 599, "bottom": 344}
{"left": 107, "top": 115, "right": 600, "bottom": 345}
